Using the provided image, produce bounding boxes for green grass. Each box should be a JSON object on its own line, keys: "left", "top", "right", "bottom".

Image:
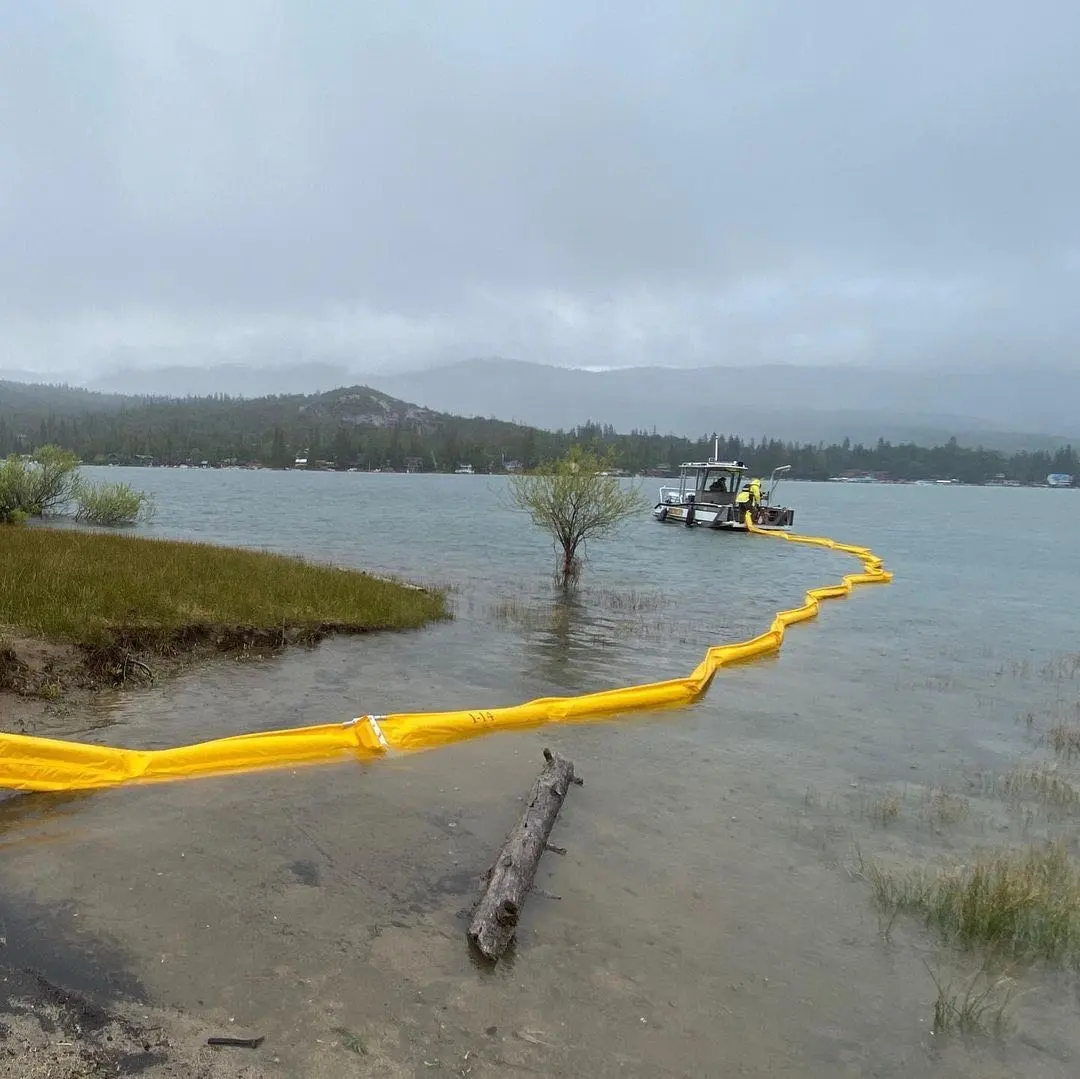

{"left": 331, "top": 1026, "right": 368, "bottom": 1055}
{"left": 0, "top": 527, "right": 447, "bottom": 647}
{"left": 857, "top": 841, "right": 1080, "bottom": 963}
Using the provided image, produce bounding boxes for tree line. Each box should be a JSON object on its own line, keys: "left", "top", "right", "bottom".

{"left": 0, "top": 382, "right": 1076, "bottom": 484}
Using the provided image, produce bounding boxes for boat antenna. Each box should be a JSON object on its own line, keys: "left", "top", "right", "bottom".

{"left": 713, "top": 435, "right": 719, "bottom": 462}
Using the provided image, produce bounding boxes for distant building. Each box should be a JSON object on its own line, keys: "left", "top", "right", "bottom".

{"left": 1047, "top": 473, "right": 1075, "bottom": 488}
{"left": 294, "top": 456, "right": 308, "bottom": 468}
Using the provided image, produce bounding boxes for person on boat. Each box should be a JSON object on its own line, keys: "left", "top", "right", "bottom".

{"left": 708, "top": 476, "right": 728, "bottom": 493}
{"left": 735, "top": 477, "right": 761, "bottom": 521}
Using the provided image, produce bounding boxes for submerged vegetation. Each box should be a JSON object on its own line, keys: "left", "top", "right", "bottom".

{"left": 789, "top": 650, "right": 1080, "bottom": 1040}
{"left": 0, "top": 527, "right": 447, "bottom": 650}
{"left": 925, "top": 963, "right": 1016, "bottom": 1036}
{"left": 859, "top": 841, "right": 1080, "bottom": 965}
{"left": 1048, "top": 723, "right": 1080, "bottom": 759}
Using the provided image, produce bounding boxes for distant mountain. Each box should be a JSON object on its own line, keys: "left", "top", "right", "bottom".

{"left": 3, "top": 375, "right": 1076, "bottom": 485}
{"left": 365, "top": 359, "right": 1080, "bottom": 449}
{"left": 3, "top": 358, "right": 1076, "bottom": 451}
{"left": 0, "top": 379, "right": 128, "bottom": 416}
{"left": 86, "top": 362, "right": 354, "bottom": 399}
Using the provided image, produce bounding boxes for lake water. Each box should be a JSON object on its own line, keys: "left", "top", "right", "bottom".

{"left": 4, "top": 470, "right": 1080, "bottom": 1077}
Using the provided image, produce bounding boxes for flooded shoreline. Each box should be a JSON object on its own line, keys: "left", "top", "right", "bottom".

{"left": 6, "top": 634, "right": 1080, "bottom": 1076}
{"left": 4, "top": 476, "right": 1080, "bottom": 1075}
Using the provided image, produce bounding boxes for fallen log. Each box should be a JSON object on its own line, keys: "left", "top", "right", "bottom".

{"left": 467, "top": 748, "right": 578, "bottom": 961}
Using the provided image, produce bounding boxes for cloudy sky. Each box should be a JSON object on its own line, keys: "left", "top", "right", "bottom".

{"left": 1, "top": 0, "right": 1077, "bottom": 377}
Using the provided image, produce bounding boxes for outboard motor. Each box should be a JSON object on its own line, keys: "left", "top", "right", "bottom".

{"left": 684, "top": 492, "right": 696, "bottom": 527}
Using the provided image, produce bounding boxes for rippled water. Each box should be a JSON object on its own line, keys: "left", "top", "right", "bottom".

{"left": 4, "top": 469, "right": 1080, "bottom": 1077}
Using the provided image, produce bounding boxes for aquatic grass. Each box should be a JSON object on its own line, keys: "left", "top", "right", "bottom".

{"left": 925, "top": 962, "right": 1016, "bottom": 1036}
{"left": 920, "top": 788, "right": 972, "bottom": 828}
{"left": 588, "top": 587, "right": 670, "bottom": 613}
{"left": 487, "top": 597, "right": 550, "bottom": 632}
{"left": 1002, "top": 765, "right": 1080, "bottom": 808}
{"left": 1048, "top": 724, "right": 1080, "bottom": 760}
{"left": 995, "top": 654, "right": 1080, "bottom": 682}
{"left": 1040, "top": 654, "right": 1080, "bottom": 681}
{"left": 0, "top": 527, "right": 447, "bottom": 647}
{"left": 994, "top": 659, "right": 1032, "bottom": 679}
{"left": 867, "top": 791, "right": 904, "bottom": 826}
{"left": 858, "top": 841, "right": 1080, "bottom": 964}
{"left": 487, "top": 590, "right": 690, "bottom": 645}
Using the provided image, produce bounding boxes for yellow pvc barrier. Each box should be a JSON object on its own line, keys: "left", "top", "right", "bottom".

{"left": 0, "top": 521, "right": 892, "bottom": 793}
{"left": 0, "top": 721, "right": 387, "bottom": 794}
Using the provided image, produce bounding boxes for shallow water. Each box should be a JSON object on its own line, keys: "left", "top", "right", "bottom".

{"left": 4, "top": 471, "right": 1080, "bottom": 1076}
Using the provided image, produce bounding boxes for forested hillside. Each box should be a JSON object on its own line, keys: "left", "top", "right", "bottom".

{"left": 0, "top": 380, "right": 1075, "bottom": 484}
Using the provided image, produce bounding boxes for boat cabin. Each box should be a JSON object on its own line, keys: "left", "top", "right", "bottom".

{"left": 658, "top": 461, "right": 749, "bottom": 507}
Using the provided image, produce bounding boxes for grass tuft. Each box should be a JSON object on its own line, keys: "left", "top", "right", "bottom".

{"left": 867, "top": 791, "right": 903, "bottom": 826}
{"left": 1048, "top": 724, "right": 1080, "bottom": 760}
{"left": 331, "top": 1026, "right": 368, "bottom": 1055}
{"left": 920, "top": 788, "right": 971, "bottom": 828}
{"left": 1002, "top": 765, "right": 1080, "bottom": 808}
{"left": 589, "top": 587, "right": 670, "bottom": 613}
{"left": 925, "top": 962, "right": 1016, "bottom": 1036}
{"left": 0, "top": 528, "right": 448, "bottom": 648}
{"left": 858, "top": 841, "right": 1080, "bottom": 963}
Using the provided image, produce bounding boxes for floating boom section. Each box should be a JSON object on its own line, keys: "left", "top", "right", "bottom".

{"left": 0, "top": 523, "right": 892, "bottom": 793}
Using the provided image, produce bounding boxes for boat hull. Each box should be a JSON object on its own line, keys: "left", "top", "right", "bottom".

{"left": 652, "top": 503, "right": 795, "bottom": 530}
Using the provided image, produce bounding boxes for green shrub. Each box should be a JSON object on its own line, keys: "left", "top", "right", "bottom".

{"left": 0, "top": 447, "right": 81, "bottom": 521}
{"left": 74, "top": 481, "right": 155, "bottom": 527}
{"left": 0, "top": 447, "right": 152, "bottom": 527}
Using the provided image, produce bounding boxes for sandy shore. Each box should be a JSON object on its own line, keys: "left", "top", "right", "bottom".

{"left": 2, "top": 965, "right": 278, "bottom": 1078}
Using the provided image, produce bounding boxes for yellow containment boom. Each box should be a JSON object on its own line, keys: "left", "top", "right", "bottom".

{"left": 0, "top": 520, "right": 892, "bottom": 793}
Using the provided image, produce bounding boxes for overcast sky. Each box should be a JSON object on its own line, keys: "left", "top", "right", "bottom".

{"left": 1, "top": 0, "right": 1077, "bottom": 377}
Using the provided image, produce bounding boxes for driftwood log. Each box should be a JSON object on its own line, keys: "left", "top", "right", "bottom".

{"left": 467, "top": 748, "right": 579, "bottom": 961}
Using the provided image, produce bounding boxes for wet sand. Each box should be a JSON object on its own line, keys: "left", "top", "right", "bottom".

{"left": 1, "top": 963, "right": 276, "bottom": 1078}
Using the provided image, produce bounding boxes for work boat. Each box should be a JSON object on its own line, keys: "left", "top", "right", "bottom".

{"left": 652, "top": 443, "right": 795, "bottom": 531}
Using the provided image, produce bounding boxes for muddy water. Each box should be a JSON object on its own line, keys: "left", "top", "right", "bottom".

{"left": 4, "top": 473, "right": 1080, "bottom": 1076}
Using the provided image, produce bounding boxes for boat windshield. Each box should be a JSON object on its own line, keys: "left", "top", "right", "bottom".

{"left": 695, "top": 468, "right": 742, "bottom": 499}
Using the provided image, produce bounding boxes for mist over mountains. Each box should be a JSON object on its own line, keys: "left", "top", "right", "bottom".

{"left": 2, "top": 358, "right": 1074, "bottom": 450}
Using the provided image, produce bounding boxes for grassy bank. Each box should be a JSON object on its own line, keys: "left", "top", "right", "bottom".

{"left": 0, "top": 527, "right": 447, "bottom": 650}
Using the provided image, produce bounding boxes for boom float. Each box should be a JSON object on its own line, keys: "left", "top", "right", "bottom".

{"left": 0, "top": 522, "right": 892, "bottom": 793}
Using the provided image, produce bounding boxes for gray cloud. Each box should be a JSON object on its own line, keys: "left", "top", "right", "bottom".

{"left": 0, "top": 0, "right": 1077, "bottom": 376}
